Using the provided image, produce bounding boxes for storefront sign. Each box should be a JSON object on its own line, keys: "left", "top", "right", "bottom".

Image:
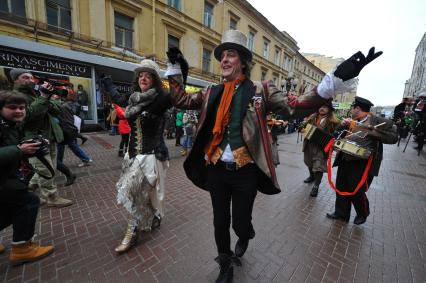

{"left": 114, "top": 81, "right": 133, "bottom": 94}
{"left": 0, "top": 49, "right": 91, "bottom": 78}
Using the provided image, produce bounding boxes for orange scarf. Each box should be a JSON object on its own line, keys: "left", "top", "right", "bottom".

{"left": 206, "top": 74, "right": 246, "bottom": 161}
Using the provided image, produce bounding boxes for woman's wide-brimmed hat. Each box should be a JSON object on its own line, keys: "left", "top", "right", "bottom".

{"left": 134, "top": 59, "right": 161, "bottom": 81}
{"left": 214, "top": 30, "right": 252, "bottom": 62}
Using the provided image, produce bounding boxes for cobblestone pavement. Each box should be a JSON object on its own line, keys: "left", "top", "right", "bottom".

{"left": 1, "top": 132, "right": 425, "bottom": 283}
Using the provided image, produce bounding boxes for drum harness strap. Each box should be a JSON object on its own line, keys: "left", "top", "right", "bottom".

{"left": 324, "top": 138, "right": 373, "bottom": 196}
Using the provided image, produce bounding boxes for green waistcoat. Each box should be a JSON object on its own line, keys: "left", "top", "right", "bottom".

{"left": 219, "top": 85, "right": 244, "bottom": 150}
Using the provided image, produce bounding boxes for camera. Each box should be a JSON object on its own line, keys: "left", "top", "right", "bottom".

{"left": 33, "top": 76, "right": 70, "bottom": 98}
{"left": 20, "top": 135, "right": 50, "bottom": 157}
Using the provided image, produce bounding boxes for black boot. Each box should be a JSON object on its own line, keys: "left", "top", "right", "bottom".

{"left": 310, "top": 172, "right": 322, "bottom": 197}
{"left": 310, "top": 185, "right": 319, "bottom": 197}
{"left": 353, "top": 215, "right": 367, "bottom": 225}
{"left": 118, "top": 149, "right": 124, "bottom": 157}
{"left": 57, "top": 163, "right": 76, "bottom": 186}
{"left": 215, "top": 254, "right": 233, "bottom": 283}
{"left": 304, "top": 175, "right": 314, "bottom": 183}
{"left": 304, "top": 168, "right": 314, "bottom": 183}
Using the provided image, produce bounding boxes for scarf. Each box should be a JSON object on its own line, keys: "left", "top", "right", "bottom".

{"left": 206, "top": 74, "right": 246, "bottom": 161}
{"left": 124, "top": 88, "right": 158, "bottom": 119}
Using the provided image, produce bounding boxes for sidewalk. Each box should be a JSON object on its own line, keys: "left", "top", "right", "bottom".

{"left": 0, "top": 132, "right": 425, "bottom": 282}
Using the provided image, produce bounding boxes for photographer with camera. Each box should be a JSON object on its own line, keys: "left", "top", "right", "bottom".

{"left": 11, "top": 68, "right": 73, "bottom": 207}
{"left": 0, "top": 90, "right": 54, "bottom": 265}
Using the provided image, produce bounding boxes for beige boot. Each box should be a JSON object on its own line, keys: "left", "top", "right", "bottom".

{"left": 115, "top": 219, "right": 138, "bottom": 254}
{"left": 0, "top": 243, "right": 5, "bottom": 254}
{"left": 45, "top": 194, "right": 73, "bottom": 208}
{"left": 9, "top": 241, "right": 54, "bottom": 265}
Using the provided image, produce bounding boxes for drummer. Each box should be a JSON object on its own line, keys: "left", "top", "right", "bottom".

{"left": 326, "top": 96, "right": 397, "bottom": 225}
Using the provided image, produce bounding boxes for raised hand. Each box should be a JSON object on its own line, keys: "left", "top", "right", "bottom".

{"left": 334, "top": 47, "right": 383, "bottom": 81}
{"left": 166, "top": 47, "right": 189, "bottom": 86}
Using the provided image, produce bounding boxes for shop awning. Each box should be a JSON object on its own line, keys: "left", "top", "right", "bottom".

{"left": 0, "top": 35, "right": 211, "bottom": 87}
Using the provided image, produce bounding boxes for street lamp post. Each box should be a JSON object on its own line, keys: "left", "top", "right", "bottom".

{"left": 283, "top": 72, "right": 298, "bottom": 96}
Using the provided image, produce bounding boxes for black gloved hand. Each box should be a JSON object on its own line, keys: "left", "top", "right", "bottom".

{"left": 166, "top": 47, "right": 189, "bottom": 86}
{"left": 334, "top": 47, "right": 383, "bottom": 81}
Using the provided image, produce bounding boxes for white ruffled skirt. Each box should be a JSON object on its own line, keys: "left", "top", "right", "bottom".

{"left": 116, "top": 153, "right": 169, "bottom": 231}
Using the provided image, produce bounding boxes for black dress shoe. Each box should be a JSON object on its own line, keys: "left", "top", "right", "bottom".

{"left": 326, "top": 212, "right": 349, "bottom": 222}
{"left": 235, "top": 239, "right": 249, "bottom": 257}
{"left": 215, "top": 254, "right": 233, "bottom": 283}
{"left": 304, "top": 176, "right": 314, "bottom": 183}
{"left": 310, "top": 185, "right": 319, "bottom": 197}
{"left": 353, "top": 216, "right": 367, "bottom": 225}
{"left": 81, "top": 136, "right": 88, "bottom": 145}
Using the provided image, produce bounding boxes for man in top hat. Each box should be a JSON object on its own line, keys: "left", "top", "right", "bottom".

{"left": 326, "top": 96, "right": 397, "bottom": 225}
{"left": 301, "top": 100, "right": 340, "bottom": 197}
{"left": 165, "top": 29, "right": 382, "bottom": 283}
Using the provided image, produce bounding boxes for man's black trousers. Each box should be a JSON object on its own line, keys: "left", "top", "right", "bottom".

{"left": 207, "top": 162, "right": 258, "bottom": 255}
{"left": 334, "top": 158, "right": 374, "bottom": 220}
{"left": 0, "top": 179, "right": 40, "bottom": 242}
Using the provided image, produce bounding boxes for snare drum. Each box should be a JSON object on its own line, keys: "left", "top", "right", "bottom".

{"left": 333, "top": 139, "right": 371, "bottom": 159}
{"left": 304, "top": 123, "right": 333, "bottom": 148}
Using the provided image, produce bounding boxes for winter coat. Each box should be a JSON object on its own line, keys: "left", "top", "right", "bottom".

{"left": 169, "top": 78, "right": 328, "bottom": 195}
{"left": 0, "top": 117, "right": 27, "bottom": 191}
{"left": 333, "top": 114, "right": 397, "bottom": 176}
{"left": 302, "top": 112, "right": 340, "bottom": 172}
{"left": 15, "top": 86, "right": 64, "bottom": 143}
{"left": 114, "top": 104, "right": 131, "bottom": 135}
{"left": 101, "top": 78, "right": 171, "bottom": 160}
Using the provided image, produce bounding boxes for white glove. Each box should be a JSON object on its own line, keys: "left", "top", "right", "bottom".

{"left": 164, "top": 63, "right": 182, "bottom": 77}
{"left": 317, "top": 69, "right": 358, "bottom": 99}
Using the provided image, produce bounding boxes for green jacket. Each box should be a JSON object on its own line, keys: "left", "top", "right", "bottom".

{"left": 15, "top": 86, "right": 64, "bottom": 143}
{"left": 176, "top": 111, "right": 184, "bottom": 127}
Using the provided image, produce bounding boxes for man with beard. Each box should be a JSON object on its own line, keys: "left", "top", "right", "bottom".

{"left": 302, "top": 101, "right": 340, "bottom": 197}
{"left": 10, "top": 68, "right": 73, "bottom": 207}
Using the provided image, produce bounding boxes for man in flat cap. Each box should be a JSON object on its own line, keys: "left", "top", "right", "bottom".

{"left": 165, "top": 29, "right": 382, "bottom": 282}
{"left": 326, "top": 96, "right": 397, "bottom": 225}
{"left": 11, "top": 68, "right": 73, "bottom": 208}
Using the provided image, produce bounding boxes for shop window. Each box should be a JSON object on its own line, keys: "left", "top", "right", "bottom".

{"left": 204, "top": 1, "right": 214, "bottom": 28}
{"left": 202, "top": 48, "right": 212, "bottom": 73}
{"left": 168, "top": 0, "right": 181, "bottom": 11}
{"left": 0, "top": 0, "right": 26, "bottom": 19}
{"left": 168, "top": 34, "right": 180, "bottom": 49}
{"left": 229, "top": 18, "right": 237, "bottom": 30}
{"left": 263, "top": 41, "right": 269, "bottom": 59}
{"left": 247, "top": 31, "right": 255, "bottom": 51}
{"left": 114, "top": 12, "right": 134, "bottom": 49}
{"left": 46, "top": 0, "right": 72, "bottom": 32}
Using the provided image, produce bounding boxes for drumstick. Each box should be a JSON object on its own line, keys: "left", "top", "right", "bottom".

{"left": 345, "top": 131, "right": 364, "bottom": 138}
{"left": 374, "top": 122, "right": 386, "bottom": 128}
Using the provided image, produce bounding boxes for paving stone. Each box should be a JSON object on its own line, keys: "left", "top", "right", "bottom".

{"left": 0, "top": 132, "right": 425, "bottom": 282}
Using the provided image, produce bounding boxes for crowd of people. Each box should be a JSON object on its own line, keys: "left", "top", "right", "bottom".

{"left": 0, "top": 28, "right": 406, "bottom": 283}
{"left": 393, "top": 94, "right": 426, "bottom": 152}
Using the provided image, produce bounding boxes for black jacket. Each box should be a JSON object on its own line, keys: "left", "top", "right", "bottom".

{"left": 0, "top": 117, "right": 27, "bottom": 191}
